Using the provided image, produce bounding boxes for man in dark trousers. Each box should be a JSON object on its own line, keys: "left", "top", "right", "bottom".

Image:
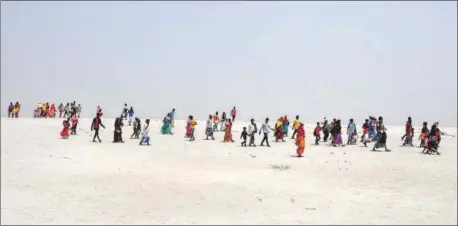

{"left": 91, "top": 113, "right": 105, "bottom": 143}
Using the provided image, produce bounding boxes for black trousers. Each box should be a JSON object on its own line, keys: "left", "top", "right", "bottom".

{"left": 292, "top": 129, "right": 297, "bottom": 138}
{"left": 261, "top": 133, "right": 269, "bottom": 146}
{"left": 315, "top": 135, "right": 321, "bottom": 144}
{"left": 323, "top": 131, "right": 330, "bottom": 142}
{"left": 93, "top": 128, "right": 101, "bottom": 141}
{"left": 232, "top": 115, "right": 235, "bottom": 122}
{"left": 249, "top": 132, "right": 256, "bottom": 146}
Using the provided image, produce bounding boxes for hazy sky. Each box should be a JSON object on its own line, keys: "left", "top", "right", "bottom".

{"left": 1, "top": 1, "right": 457, "bottom": 126}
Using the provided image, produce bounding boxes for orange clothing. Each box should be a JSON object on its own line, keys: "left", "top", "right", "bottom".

{"left": 295, "top": 125, "right": 306, "bottom": 156}
{"left": 224, "top": 121, "right": 233, "bottom": 142}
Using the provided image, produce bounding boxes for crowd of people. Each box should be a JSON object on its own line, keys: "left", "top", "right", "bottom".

{"left": 22, "top": 102, "right": 443, "bottom": 157}
{"left": 34, "top": 102, "right": 82, "bottom": 119}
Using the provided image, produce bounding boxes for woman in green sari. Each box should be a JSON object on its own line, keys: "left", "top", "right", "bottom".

{"left": 161, "top": 115, "right": 173, "bottom": 134}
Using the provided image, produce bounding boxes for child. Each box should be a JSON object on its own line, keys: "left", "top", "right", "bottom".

{"left": 241, "top": 127, "right": 248, "bottom": 146}
{"left": 372, "top": 128, "right": 391, "bottom": 152}
{"left": 313, "top": 122, "right": 321, "bottom": 145}
{"left": 361, "top": 119, "right": 369, "bottom": 144}
{"left": 60, "top": 120, "right": 70, "bottom": 139}
{"left": 189, "top": 115, "right": 197, "bottom": 141}
{"left": 140, "top": 119, "right": 151, "bottom": 146}
{"left": 206, "top": 114, "right": 215, "bottom": 140}
{"left": 91, "top": 113, "right": 105, "bottom": 143}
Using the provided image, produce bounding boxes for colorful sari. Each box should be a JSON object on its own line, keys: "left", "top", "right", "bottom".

{"left": 224, "top": 121, "right": 233, "bottom": 142}
{"left": 60, "top": 121, "right": 70, "bottom": 138}
{"left": 185, "top": 120, "right": 192, "bottom": 137}
{"left": 296, "top": 124, "right": 306, "bottom": 156}
{"left": 50, "top": 104, "right": 56, "bottom": 118}
{"left": 161, "top": 116, "right": 173, "bottom": 134}
{"left": 275, "top": 118, "right": 283, "bottom": 140}
{"left": 282, "top": 118, "right": 289, "bottom": 135}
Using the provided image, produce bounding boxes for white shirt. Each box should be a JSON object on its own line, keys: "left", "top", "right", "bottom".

{"left": 260, "top": 123, "right": 272, "bottom": 134}
{"left": 142, "top": 125, "right": 150, "bottom": 137}
{"left": 206, "top": 119, "right": 213, "bottom": 128}
{"left": 248, "top": 123, "right": 257, "bottom": 134}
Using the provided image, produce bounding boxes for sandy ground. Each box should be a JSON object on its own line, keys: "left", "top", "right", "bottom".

{"left": 1, "top": 118, "right": 457, "bottom": 225}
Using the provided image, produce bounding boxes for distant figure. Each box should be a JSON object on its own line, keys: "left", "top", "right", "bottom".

{"left": 60, "top": 120, "right": 70, "bottom": 139}
{"left": 313, "top": 122, "right": 321, "bottom": 145}
{"left": 295, "top": 123, "right": 306, "bottom": 157}
{"left": 97, "top": 106, "right": 103, "bottom": 117}
{"left": 169, "top": 108, "right": 176, "bottom": 127}
{"left": 189, "top": 116, "right": 197, "bottom": 141}
{"left": 161, "top": 115, "right": 173, "bottom": 135}
{"left": 240, "top": 127, "right": 248, "bottom": 146}
{"left": 113, "top": 117, "right": 124, "bottom": 143}
{"left": 50, "top": 104, "right": 56, "bottom": 118}
{"left": 221, "top": 112, "right": 227, "bottom": 131}
{"left": 260, "top": 118, "right": 273, "bottom": 147}
{"left": 231, "top": 106, "right": 237, "bottom": 122}
{"left": 7, "top": 102, "right": 13, "bottom": 118}
{"left": 12, "top": 102, "right": 21, "bottom": 118}
{"left": 91, "top": 113, "right": 105, "bottom": 143}
{"left": 248, "top": 119, "right": 257, "bottom": 147}
{"left": 213, "top": 112, "right": 220, "bottom": 132}
{"left": 373, "top": 128, "right": 391, "bottom": 152}
{"left": 347, "top": 119, "right": 357, "bottom": 145}
{"left": 223, "top": 119, "right": 234, "bottom": 142}
{"left": 63, "top": 103, "right": 70, "bottom": 118}
{"left": 322, "top": 120, "right": 330, "bottom": 142}
{"left": 122, "top": 103, "right": 128, "bottom": 120}
{"left": 77, "top": 104, "right": 82, "bottom": 118}
{"left": 185, "top": 115, "right": 192, "bottom": 138}
{"left": 58, "top": 103, "right": 64, "bottom": 118}
{"left": 275, "top": 117, "right": 285, "bottom": 142}
{"left": 205, "top": 114, "right": 215, "bottom": 140}
{"left": 282, "top": 116, "right": 290, "bottom": 137}
{"left": 128, "top": 107, "right": 135, "bottom": 126}
{"left": 140, "top": 119, "right": 151, "bottom": 146}
{"left": 291, "top": 115, "right": 300, "bottom": 139}
{"left": 131, "top": 117, "right": 141, "bottom": 139}
{"left": 70, "top": 114, "right": 79, "bottom": 135}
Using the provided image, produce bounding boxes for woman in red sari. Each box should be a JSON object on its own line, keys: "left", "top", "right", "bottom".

{"left": 185, "top": 115, "right": 192, "bottom": 137}
{"left": 275, "top": 117, "right": 284, "bottom": 142}
{"left": 60, "top": 120, "right": 70, "bottom": 139}
{"left": 295, "top": 123, "right": 306, "bottom": 157}
{"left": 224, "top": 119, "right": 234, "bottom": 142}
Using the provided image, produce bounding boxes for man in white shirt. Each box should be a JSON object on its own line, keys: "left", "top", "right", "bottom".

{"left": 259, "top": 117, "right": 273, "bottom": 147}
{"left": 206, "top": 114, "right": 215, "bottom": 140}
{"left": 248, "top": 118, "right": 257, "bottom": 147}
